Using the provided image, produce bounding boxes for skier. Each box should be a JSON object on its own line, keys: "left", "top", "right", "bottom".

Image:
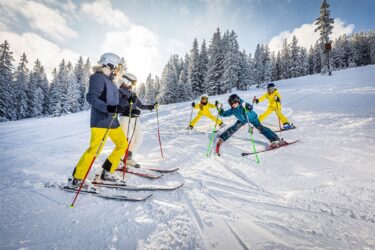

{"left": 254, "top": 83, "right": 293, "bottom": 130}
{"left": 215, "top": 94, "right": 283, "bottom": 154}
{"left": 118, "top": 72, "right": 158, "bottom": 167}
{"left": 188, "top": 94, "right": 224, "bottom": 130}
{"left": 69, "top": 53, "right": 128, "bottom": 189}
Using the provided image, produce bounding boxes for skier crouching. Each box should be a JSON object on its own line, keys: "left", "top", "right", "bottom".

{"left": 215, "top": 94, "right": 283, "bottom": 155}
{"left": 255, "top": 83, "right": 293, "bottom": 130}
{"left": 118, "top": 73, "right": 158, "bottom": 168}
{"left": 188, "top": 94, "right": 224, "bottom": 130}
{"left": 70, "top": 53, "right": 128, "bottom": 189}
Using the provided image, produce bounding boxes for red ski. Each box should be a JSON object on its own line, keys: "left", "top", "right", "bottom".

{"left": 241, "top": 140, "right": 300, "bottom": 156}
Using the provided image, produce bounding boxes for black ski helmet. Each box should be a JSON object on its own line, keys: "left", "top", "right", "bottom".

{"left": 267, "top": 83, "right": 275, "bottom": 89}
{"left": 228, "top": 94, "right": 240, "bottom": 105}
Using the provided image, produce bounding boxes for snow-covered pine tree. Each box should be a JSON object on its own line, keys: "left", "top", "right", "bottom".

{"left": 82, "top": 58, "right": 91, "bottom": 110}
{"left": 65, "top": 61, "right": 81, "bottom": 113}
{"left": 289, "top": 35, "right": 301, "bottom": 78}
{"left": 299, "top": 47, "right": 309, "bottom": 76}
{"left": 199, "top": 40, "right": 209, "bottom": 93}
{"left": 312, "top": 41, "right": 322, "bottom": 74}
{"left": 205, "top": 28, "right": 224, "bottom": 95}
{"left": 307, "top": 46, "right": 314, "bottom": 74}
{"left": 370, "top": 32, "right": 375, "bottom": 64}
{"left": 154, "top": 75, "right": 161, "bottom": 103}
{"left": 178, "top": 54, "right": 192, "bottom": 101}
{"left": 275, "top": 51, "right": 282, "bottom": 80}
{"left": 189, "top": 38, "right": 202, "bottom": 97}
{"left": 49, "top": 60, "right": 67, "bottom": 116}
{"left": 222, "top": 30, "right": 241, "bottom": 93}
{"left": 74, "top": 56, "right": 86, "bottom": 111}
{"left": 0, "top": 40, "right": 15, "bottom": 121}
{"left": 280, "top": 39, "right": 290, "bottom": 79}
{"left": 14, "top": 53, "right": 29, "bottom": 119}
{"left": 314, "top": 0, "right": 334, "bottom": 75}
{"left": 137, "top": 81, "right": 146, "bottom": 100}
{"left": 144, "top": 74, "right": 155, "bottom": 103}
{"left": 270, "top": 52, "right": 279, "bottom": 82}
{"left": 262, "top": 44, "right": 272, "bottom": 85}
{"left": 160, "top": 56, "right": 178, "bottom": 104}
{"left": 238, "top": 50, "right": 252, "bottom": 90}
{"left": 253, "top": 44, "right": 264, "bottom": 87}
{"left": 28, "top": 60, "right": 48, "bottom": 117}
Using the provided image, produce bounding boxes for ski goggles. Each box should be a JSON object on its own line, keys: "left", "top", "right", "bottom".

{"left": 267, "top": 87, "right": 275, "bottom": 92}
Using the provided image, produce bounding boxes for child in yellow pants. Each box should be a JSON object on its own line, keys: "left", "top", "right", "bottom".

{"left": 188, "top": 94, "right": 224, "bottom": 129}
{"left": 255, "top": 83, "right": 293, "bottom": 130}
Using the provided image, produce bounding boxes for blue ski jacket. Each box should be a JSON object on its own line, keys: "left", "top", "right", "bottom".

{"left": 220, "top": 99, "right": 258, "bottom": 123}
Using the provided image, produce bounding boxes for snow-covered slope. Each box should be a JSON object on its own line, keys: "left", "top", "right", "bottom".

{"left": 1, "top": 65, "right": 375, "bottom": 249}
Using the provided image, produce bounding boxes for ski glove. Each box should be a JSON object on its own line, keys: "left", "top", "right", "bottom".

{"left": 128, "top": 94, "right": 137, "bottom": 104}
{"left": 242, "top": 102, "right": 253, "bottom": 111}
{"left": 254, "top": 98, "right": 259, "bottom": 104}
{"left": 147, "top": 102, "right": 158, "bottom": 111}
{"left": 275, "top": 96, "right": 280, "bottom": 102}
{"left": 107, "top": 105, "right": 124, "bottom": 113}
{"left": 218, "top": 108, "right": 224, "bottom": 115}
{"left": 191, "top": 102, "right": 195, "bottom": 108}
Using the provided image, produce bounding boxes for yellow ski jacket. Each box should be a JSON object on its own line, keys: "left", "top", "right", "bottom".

{"left": 194, "top": 103, "right": 217, "bottom": 115}
{"left": 258, "top": 89, "right": 282, "bottom": 109}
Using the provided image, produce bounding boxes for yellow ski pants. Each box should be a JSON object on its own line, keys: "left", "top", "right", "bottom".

{"left": 190, "top": 112, "right": 222, "bottom": 127}
{"left": 74, "top": 127, "right": 128, "bottom": 180}
{"left": 258, "top": 106, "right": 289, "bottom": 124}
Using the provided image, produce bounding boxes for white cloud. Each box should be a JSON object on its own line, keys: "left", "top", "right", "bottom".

{"left": 81, "top": 0, "right": 165, "bottom": 82}
{"left": 0, "top": 21, "right": 8, "bottom": 31}
{"left": 81, "top": 0, "right": 131, "bottom": 29}
{"left": 268, "top": 18, "right": 355, "bottom": 52}
{"left": 0, "top": 30, "right": 82, "bottom": 80}
{"left": 167, "top": 39, "right": 188, "bottom": 55}
{"left": 0, "top": 0, "right": 77, "bottom": 41}
{"left": 101, "top": 25, "right": 162, "bottom": 83}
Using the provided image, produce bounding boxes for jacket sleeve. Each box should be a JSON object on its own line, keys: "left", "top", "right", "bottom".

{"left": 208, "top": 103, "right": 217, "bottom": 109}
{"left": 258, "top": 92, "right": 267, "bottom": 103}
{"left": 220, "top": 108, "right": 234, "bottom": 117}
{"left": 136, "top": 98, "right": 149, "bottom": 110}
{"left": 86, "top": 75, "right": 108, "bottom": 113}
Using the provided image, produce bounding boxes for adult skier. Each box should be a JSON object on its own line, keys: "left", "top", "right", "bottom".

{"left": 215, "top": 94, "right": 283, "bottom": 154}
{"left": 254, "top": 83, "right": 293, "bottom": 130}
{"left": 69, "top": 53, "right": 128, "bottom": 189}
{"left": 118, "top": 73, "right": 158, "bottom": 167}
{"left": 188, "top": 94, "right": 224, "bottom": 130}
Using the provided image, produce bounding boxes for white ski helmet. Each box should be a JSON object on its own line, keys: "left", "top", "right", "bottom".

{"left": 121, "top": 72, "right": 137, "bottom": 87}
{"left": 98, "top": 53, "right": 121, "bottom": 69}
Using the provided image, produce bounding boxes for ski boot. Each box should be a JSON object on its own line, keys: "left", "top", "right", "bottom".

{"left": 282, "top": 123, "right": 294, "bottom": 130}
{"left": 269, "top": 139, "right": 287, "bottom": 149}
{"left": 68, "top": 177, "right": 96, "bottom": 191}
{"left": 215, "top": 138, "right": 223, "bottom": 156}
{"left": 99, "top": 169, "right": 124, "bottom": 184}
{"left": 126, "top": 151, "right": 140, "bottom": 168}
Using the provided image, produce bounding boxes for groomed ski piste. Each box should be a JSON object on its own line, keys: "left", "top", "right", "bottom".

{"left": 1, "top": 65, "right": 375, "bottom": 249}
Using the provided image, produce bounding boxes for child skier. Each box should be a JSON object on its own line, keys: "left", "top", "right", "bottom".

{"left": 215, "top": 94, "right": 283, "bottom": 155}
{"left": 118, "top": 73, "right": 158, "bottom": 167}
{"left": 188, "top": 94, "right": 224, "bottom": 130}
{"left": 70, "top": 53, "right": 128, "bottom": 189}
{"left": 254, "top": 83, "right": 293, "bottom": 130}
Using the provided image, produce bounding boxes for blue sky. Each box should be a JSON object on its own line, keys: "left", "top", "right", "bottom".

{"left": 0, "top": 0, "right": 374, "bottom": 82}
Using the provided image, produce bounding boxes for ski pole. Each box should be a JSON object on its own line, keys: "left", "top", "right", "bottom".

{"left": 70, "top": 113, "right": 118, "bottom": 207}
{"left": 245, "top": 101, "right": 260, "bottom": 164}
{"left": 155, "top": 104, "right": 164, "bottom": 159}
{"left": 122, "top": 116, "right": 138, "bottom": 179}
{"left": 188, "top": 106, "right": 194, "bottom": 130}
{"left": 275, "top": 99, "right": 283, "bottom": 138}
{"left": 122, "top": 101, "right": 133, "bottom": 179}
{"left": 206, "top": 106, "right": 220, "bottom": 157}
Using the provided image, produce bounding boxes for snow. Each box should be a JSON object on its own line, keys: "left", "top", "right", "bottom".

{"left": 1, "top": 65, "right": 375, "bottom": 249}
